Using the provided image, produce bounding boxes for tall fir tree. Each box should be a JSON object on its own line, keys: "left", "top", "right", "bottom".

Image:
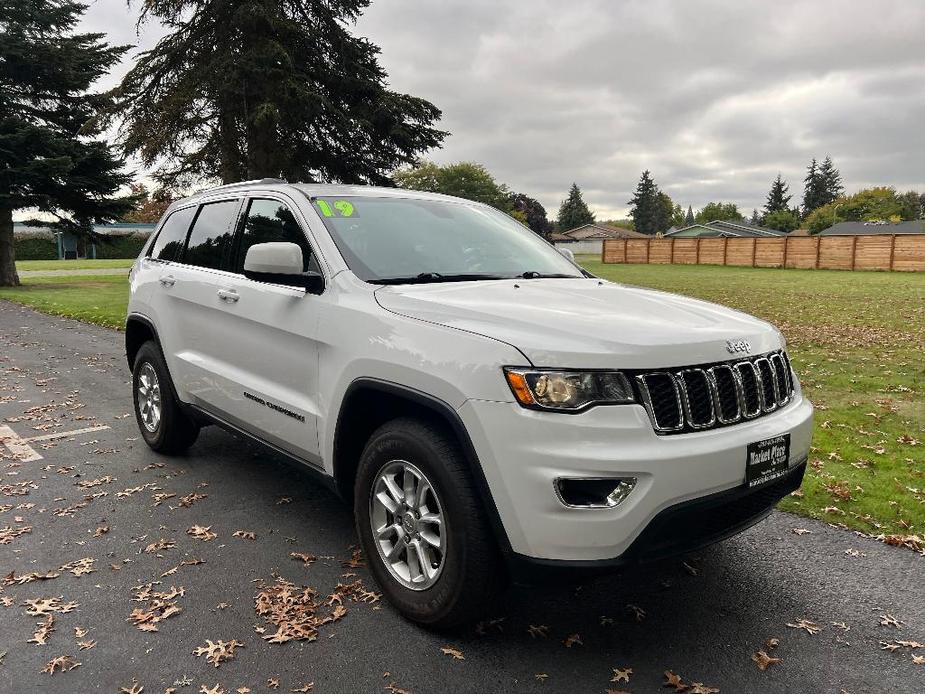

{"left": 818, "top": 155, "right": 844, "bottom": 205}
{"left": 802, "top": 158, "right": 823, "bottom": 217}
{"left": 0, "top": 0, "right": 135, "bottom": 286}
{"left": 628, "top": 170, "right": 670, "bottom": 235}
{"left": 750, "top": 208, "right": 760, "bottom": 225}
{"left": 557, "top": 183, "right": 594, "bottom": 230}
{"left": 685, "top": 205, "right": 695, "bottom": 225}
{"left": 113, "top": 0, "right": 447, "bottom": 187}
{"left": 763, "top": 174, "right": 792, "bottom": 218}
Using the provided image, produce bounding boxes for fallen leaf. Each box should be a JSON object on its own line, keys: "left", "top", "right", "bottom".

{"left": 441, "top": 646, "right": 465, "bottom": 660}
{"left": 611, "top": 667, "right": 632, "bottom": 682}
{"left": 563, "top": 633, "right": 582, "bottom": 648}
{"left": 187, "top": 525, "right": 217, "bottom": 542}
{"left": 663, "top": 670, "right": 687, "bottom": 691}
{"left": 193, "top": 639, "right": 244, "bottom": 667}
{"left": 232, "top": 530, "right": 256, "bottom": 540}
{"left": 527, "top": 624, "right": 549, "bottom": 638}
{"left": 752, "top": 650, "right": 783, "bottom": 670}
{"left": 786, "top": 618, "right": 821, "bottom": 635}
{"left": 42, "top": 655, "right": 80, "bottom": 674}
{"left": 268, "top": 678, "right": 280, "bottom": 689}
{"left": 120, "top": 678, "right": 144, "bottom": 694}
{"left": 28, "top": 614, "right": 55, "bottom": 645}
{"left": 291, "top": 685, "right": 314, "bottom": 692}
{"left": 879, "top": 614, "right": 902, "bottom": 628}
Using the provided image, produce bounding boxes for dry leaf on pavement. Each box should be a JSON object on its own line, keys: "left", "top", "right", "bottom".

{"left": 193, "top": 639, "right": 244, "bottom": 667}
{"left": 41, "top": 655, "right": 80, "bottom": 674}
{"left": 441, "top": 646, "right": 464, "bottom": 660}
{"left": 752, "top": 650, "right": 783, "bottom": 670}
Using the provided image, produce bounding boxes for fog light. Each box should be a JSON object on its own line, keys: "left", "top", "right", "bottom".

{"left": 555, "top": 477, "right": 637, "bottom": 508}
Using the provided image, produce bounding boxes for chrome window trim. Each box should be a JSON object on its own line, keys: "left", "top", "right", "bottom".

{"left": 636, "top": 373, "right": 684, "bottom": 432}
{"left": 675, "top": 368, "right": 716, "bottom": 429}
{"left": 706, "top": 364, "right": 743, "bottom": 424}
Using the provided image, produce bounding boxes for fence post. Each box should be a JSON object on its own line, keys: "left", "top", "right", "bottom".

{"left": 624, "top": 238, "right": 628, "bottom": 264}
{"left": 695, "top": 238, "right": 701, "bottom": 265}
{"left": 783, "top": 236, "right": 789, "bottom": 268}
{"left": 889, "top": 234, "right": 896, "bottom": 271}
{"left": 815, "top": 237, "right": 821, "bottom": 269}
{"left": 850, "top": 236, "right": 858, "bottom": 270}
{"left": 645, "top": 239, "right": 650, "bottom": 264}
{"left": 723, "top": 237, "right": 728, "bottom": 266}
{"left": 669, "top": 238, "right": 675, "bottom": 264}
{"left": 600, "top": 239, "right": 606, "bottom": 264}
{"left": 751, "top": 238, "right": 757, "bottom": 267}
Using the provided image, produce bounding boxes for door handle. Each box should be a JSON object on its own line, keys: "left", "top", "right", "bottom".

{"left": 159, "top": 275, "right": 176, "bottom": 287}
{"left": 217, "top": 289, "right": 239, "bottom": 303}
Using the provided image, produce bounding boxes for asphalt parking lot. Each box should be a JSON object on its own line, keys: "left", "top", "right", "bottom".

{"left": 1, "top": 300, "right": 923, "bottom": 694}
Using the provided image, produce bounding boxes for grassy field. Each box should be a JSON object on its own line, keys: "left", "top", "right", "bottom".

{"left": 0, "top": 274, "right": 128, "bottom": 329}
{"left": 15, "top": 258, "right": 135, "bottom": 271}
{"left": 1, "top": 264, "right": 922, "bottom": 540}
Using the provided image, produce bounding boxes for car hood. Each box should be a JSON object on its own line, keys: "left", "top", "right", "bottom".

{"left": 374, "top": 278, "right": 782, "bottom": 369}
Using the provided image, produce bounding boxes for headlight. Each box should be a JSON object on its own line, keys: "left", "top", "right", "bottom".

{"left": 503, "top": 368, "right": 636, "bottom": 412}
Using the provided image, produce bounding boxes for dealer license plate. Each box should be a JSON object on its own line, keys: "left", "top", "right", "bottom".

{"left": 746, "top": 434, "right": 790, "bottom": 488}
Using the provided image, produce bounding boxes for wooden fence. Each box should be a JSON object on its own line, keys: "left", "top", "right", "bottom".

{"left": 601, "top": 234, "right": 925, "bottom": 272}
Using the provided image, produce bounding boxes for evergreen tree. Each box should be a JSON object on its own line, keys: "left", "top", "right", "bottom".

{"left": 818, "top": 155, "right": 844, "bottom": 205}
{"left": 801, "top": 158, "right": 819, "bottom": 217}
{"left": 628, "top": 170, "right": 670, "bottom": 235}
{"left": 763, "top": 174, "right": 792, "bottom": 217}
{"left": 685, "top": 205, "right": 695, "bottom": 225}
{"left": 0, "top": 0, "right": 134, "bottom": 286}
{"left": 557, "top": 183, "right": 594, "bottom": 230}
{"left": 113, "top": 0, "right": 447, "bottom": 188}
{"left": 750, "top": 208, "right": 760, "bottom": 225}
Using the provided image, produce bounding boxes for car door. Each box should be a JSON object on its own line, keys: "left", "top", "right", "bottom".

{"left": 151, "top": 198, "right": 243, "bottom": 413}
{"left": 193, "top": 195, "right": 324, "bottom": 465}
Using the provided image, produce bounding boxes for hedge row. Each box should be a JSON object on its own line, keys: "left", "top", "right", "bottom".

{"left": 14, "top": 235, "right": 148, "bottom": 260}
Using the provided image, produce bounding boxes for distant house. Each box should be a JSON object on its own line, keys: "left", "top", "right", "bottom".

{"left": 554, "top": 223, "right": 648, "bottom": 254}
{"left": 14, "top": 222, "right": 156, "bottom": 259}
{"left": 666, "top": 220, "right": 784, "bottom": 238}
{"left": 817, "top": 220, "right": 924, "bottom": 236}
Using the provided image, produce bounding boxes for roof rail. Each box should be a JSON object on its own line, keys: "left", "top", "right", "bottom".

{"left": 205, "top": 178, "right": 288, "bottom": 192}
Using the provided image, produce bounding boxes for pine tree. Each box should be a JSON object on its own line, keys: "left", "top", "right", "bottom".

{"left": 750, "top": 209, "right": 760, "bottom": 225}
{"left": 557, "top": 183, "right": 595, "bottom": 230}
{"left": 0, "top": 0, "right": 134, "bottom": 287}
{"left": 818, "top": 156, "right": 844, "bottom": 206}
{"left": 802, "top": 158, "right": 822, "bottom": 217}
{"left": 628, "top": 170, "right": 670, "bottom": 235}
{"left": 763, "top": 174, "right": 792, "bottom": 217}
{"left": 685, "top": 205, "right": 695, "bottom": 225}
{"left": 113, "top": 0, "right": 447, "bottom": 187}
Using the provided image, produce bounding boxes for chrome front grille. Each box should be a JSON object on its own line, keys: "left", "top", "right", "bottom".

{"left": 634, "top": 350, "right": 795, "bottom": 435}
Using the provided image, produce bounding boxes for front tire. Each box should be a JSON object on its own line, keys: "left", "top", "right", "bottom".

{"left": 354, "top": 417, "right": 504, "bottom": 628}
{"left": 132, "top": 341, "right": 199, "bottom": 454}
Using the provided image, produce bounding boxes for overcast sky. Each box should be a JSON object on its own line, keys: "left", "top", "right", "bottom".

{"left": 81, "top": 0, "right": 925, "bottom": 220}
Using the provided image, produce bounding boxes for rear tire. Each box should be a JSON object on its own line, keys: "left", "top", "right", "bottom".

{"left": 354, "top": 417, "right": 504, "bottom": 628}
{"left": 132, "top": 340, "right": 199, "bottom": 454}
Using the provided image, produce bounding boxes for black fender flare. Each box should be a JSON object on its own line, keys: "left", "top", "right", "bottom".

{"left": 333, "top": 377, "right": 514, "bottom": 557}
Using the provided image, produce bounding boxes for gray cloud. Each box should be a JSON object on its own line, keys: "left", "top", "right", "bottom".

{"left": 81, "top": 0, "right": 925, "bottom": 218}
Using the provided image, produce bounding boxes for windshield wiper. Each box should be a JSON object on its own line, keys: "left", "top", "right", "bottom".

{"left": 369, "top": 272, "right": 510, "bottom": 285}
{"left": 518, "top": 271, "right": 581, "bottom": 279}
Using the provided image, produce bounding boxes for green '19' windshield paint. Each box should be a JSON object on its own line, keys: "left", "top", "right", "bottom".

{"left": 314, "top": 199, "right": 357, "bottom": 218}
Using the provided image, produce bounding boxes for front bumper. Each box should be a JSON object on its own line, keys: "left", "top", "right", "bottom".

{"left": 458, "top": 393, "right": 813, "bottom": 563}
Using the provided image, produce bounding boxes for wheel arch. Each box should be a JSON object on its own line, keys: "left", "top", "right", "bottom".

{"left": 332, "top": 378, "right": 513, "bottom": 555}
{"left": 125, "top": 313, "right": 160, "bottom": 370}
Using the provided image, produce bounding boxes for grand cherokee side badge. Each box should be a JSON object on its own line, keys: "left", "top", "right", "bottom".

{"left": 725, "top": 339, "right": 752, "bottom": 354}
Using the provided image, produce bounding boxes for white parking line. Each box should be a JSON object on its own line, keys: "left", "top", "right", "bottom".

{"left": 0, "top": 424, "right": 111, "bottom": 462}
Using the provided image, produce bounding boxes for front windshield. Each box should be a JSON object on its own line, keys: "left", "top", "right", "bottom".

{"left": 307, "top": 195, "right": 584, "bottom": 283}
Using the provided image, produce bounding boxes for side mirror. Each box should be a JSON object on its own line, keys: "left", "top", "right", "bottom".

{"left": 243, "top": 242, "right": 324, "bottom": 294}
{"left": 557, "top": 247, "right": 575, "bottom": 262}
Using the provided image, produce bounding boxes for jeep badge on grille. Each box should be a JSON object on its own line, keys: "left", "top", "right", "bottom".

{"left": 725, "top": 339, "right": 751, "bottom": 354}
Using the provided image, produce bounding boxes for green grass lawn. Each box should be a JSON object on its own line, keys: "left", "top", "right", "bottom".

{"left": 1, "top": 263, "right": 922, "bottom": 541}
{"left": 0, "top": 274, "right": 128, "bottom": 329}
{"left": 15, "top": 258, "right": 135, "bottom": 271}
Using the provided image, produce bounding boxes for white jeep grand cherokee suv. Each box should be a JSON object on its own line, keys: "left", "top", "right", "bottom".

{"left": 126, "top": 179, "right": 813, "bottom": 627}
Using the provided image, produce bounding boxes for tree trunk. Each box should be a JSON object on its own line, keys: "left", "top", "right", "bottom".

{"left": 0, "top": 203, "right": 20, "bottom": 287}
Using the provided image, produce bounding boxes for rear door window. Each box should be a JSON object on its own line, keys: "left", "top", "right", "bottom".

{"left": 182, "top": 199, "right": 240, "bottom": 270}
{"left": 150, "top": 206, "right": 196, "bottom": 262}
{"left": 235, "top": 198, "right": 316, "bottom": 273}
